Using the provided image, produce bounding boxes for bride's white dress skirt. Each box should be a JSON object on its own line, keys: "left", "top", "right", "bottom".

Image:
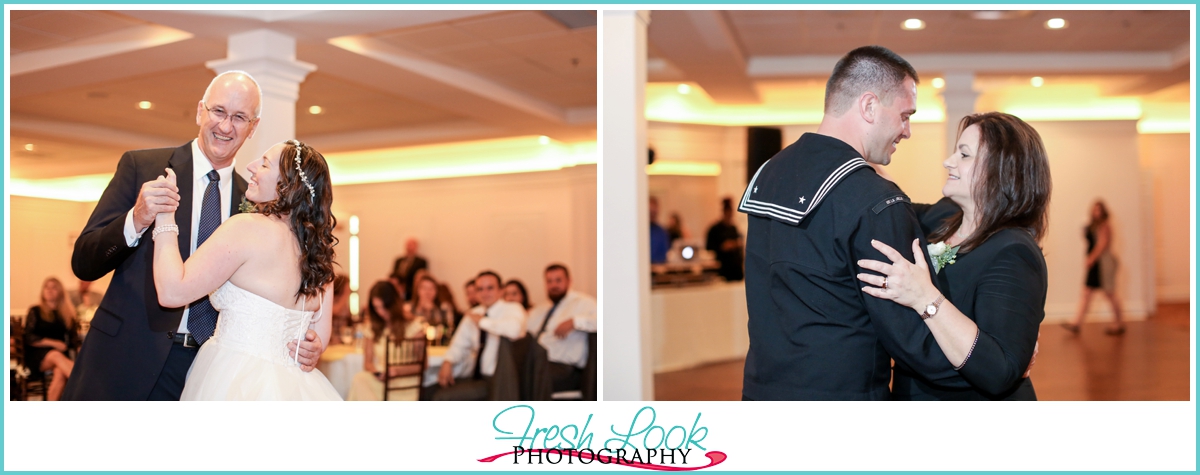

{"left": 181, "top": 281, "right": 342, "bottom": 401}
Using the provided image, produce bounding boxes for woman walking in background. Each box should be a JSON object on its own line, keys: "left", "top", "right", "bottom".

{"left": 1064, "top": 200, "right": 1124, "bottom": 335}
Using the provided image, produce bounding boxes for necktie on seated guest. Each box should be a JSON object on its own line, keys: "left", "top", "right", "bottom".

{"left": 188, "top": 170, "right": 222, "bottom": 346}
{"left": 473, "top": 311, "right": 488, "bottom": 380}
{"left": 537, "top": 300, "right": 562, "bottom": 337}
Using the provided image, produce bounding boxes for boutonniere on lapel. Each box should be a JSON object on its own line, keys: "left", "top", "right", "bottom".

{"left": 927, "top": 241, "right": 959, "bottom": 274}
{"left": 238, "top": 197, "right": 257, "bottom": 214}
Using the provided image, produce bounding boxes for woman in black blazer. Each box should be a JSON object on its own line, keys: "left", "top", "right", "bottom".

{"left": 858, "top": 112, "right": 1051, "bottom": 400}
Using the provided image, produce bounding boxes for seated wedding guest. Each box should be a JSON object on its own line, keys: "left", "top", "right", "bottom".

{"left": 504, "top": 279, "right": 532, "bottom": 310}
{"left": 24, "top": 277, "right": 77, "bottom": 401}
{"left": 330, "top": 274, "right": 352, "bottom": 335}
{"left": 525, "top": 264, "right": 597, "bottom": 396}
{"left": 67, "top": 279, "right": 103, "bottom": 310}
{"left": 346, "top": 281, "right": 427, "bottom": 401}
{"left": 424, "top": 271, "right": 526, "bottom": 400}
{"left": 69, "top": 279, "right": 102, "bottom": 340}
{"left": 439, "top": 281, "right": 460, "bottom": 340}
{"left": 464, "top": 279, "right": 479, "bottom": 308}
{"left": 405, "top": 275, "right": 452, "bottom": 341}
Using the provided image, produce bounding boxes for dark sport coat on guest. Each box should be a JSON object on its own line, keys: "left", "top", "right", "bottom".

{"left": 63, "top": 141, "right": 247, "bottom": 400}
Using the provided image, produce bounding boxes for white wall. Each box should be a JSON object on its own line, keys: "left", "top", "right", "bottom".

{"left": 330, "top": 165, "right": 597, "bottom": 311}
{"left": 1140, "top": 133, "right": 1191, "bottom": 303}
{"left": 8, "top": 166, "right": 597, "bottom": 316}
{"left": 8, "top": 197, "right": 109, "bottom": 315}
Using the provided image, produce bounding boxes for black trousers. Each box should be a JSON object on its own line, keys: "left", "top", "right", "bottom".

{"left": 147, "top": 342, "right": 199, "bottom": 401}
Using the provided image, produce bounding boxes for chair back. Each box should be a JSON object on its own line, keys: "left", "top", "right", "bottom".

{"left": 488, "top": 336, "right": 521, "bottom": 401}
{"left": 383, "top": 336, "right": 428, "bottom": 401}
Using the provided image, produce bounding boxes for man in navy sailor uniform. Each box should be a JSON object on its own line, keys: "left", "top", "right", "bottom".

{"left": 739, "top": 46, "right": 965, "bottom": 400}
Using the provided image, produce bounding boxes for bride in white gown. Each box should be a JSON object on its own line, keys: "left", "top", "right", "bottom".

{"left": 152, "top": 139, "right": 341, "bottom": 400}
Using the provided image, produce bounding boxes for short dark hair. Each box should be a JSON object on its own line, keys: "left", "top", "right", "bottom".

{"left": 476, "top": 270, "right": 502, "bottom": 287}
{"left": 545, "top": 263, "right": 570, "bottom": 278}
{"left": 930, "top": 112, "right": 1051, "bottom": 251}
{"left": 824, "top": 45, "right": 919, "bottom": 116}
{"left": 464, "top": 278, "right": 475, "bottom": 287}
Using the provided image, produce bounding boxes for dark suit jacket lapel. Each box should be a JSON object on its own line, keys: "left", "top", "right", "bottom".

{"left": 230, "top": 173, "right": 247, "bottom": 216}
{"left": 167, "top": 142, "right": 194, "bottom": 261}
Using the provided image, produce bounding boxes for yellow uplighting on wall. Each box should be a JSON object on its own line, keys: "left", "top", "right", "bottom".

{"left": 9, "top": 136, "right": 597, "bottom": 202}
{"left": 324, "top": 136, "right": 597, "bottom": 186}
{"left": 647, "top": 82, "right": 945, "bottom": 126}
{"left": 646, "top": 160, "right": 722, "bottom": 176}
{"left": 8, "top": 174, "right": 115, "bottom": 202}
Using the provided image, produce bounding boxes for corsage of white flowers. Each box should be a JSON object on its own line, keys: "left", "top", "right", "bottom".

{"left": 927, "top": 241, "right": 960, "bottom": 274}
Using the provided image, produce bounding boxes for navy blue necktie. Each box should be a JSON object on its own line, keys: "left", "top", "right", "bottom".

{"left": 473, "top": 311, "right": 489, "bottom": 380}
{"left": 537, "top": 300, "right": 562, "bottom": 337}
{"left": 187, "top": 170, "right": 222, "bottom": 345}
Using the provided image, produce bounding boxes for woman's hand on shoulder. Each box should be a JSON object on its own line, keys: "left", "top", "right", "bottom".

{"left": 856, "top": 239, "right": 942, "bottom": 313}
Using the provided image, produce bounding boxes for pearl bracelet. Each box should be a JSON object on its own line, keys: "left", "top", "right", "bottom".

{"left": 152, "top": 224, "right": 180, "bottom": 242}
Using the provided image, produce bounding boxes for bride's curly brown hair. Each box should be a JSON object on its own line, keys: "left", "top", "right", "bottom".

{"left": 254, "top": 140, "right": 338, "bottom": 300}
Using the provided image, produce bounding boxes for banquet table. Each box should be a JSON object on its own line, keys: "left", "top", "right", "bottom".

{"left": 318, "top": 344, "right": 448, "bottom": 400}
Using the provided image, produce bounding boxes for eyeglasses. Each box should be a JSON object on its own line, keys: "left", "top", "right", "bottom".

{"left": 202, "top": 103, "right": 257, "bottom": 129}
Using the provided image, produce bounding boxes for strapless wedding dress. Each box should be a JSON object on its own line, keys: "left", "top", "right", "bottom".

{"left": 180, "top": 281, "right": 341, "bottom": 400}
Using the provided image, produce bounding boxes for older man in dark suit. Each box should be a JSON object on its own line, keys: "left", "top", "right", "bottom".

{"left": 63, "top": 71, "right": 323, "bottom": 400}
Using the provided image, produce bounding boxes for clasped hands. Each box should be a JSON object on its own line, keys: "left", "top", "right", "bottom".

{"left": 134, "top": 169, "right": 181, "bottom": 231}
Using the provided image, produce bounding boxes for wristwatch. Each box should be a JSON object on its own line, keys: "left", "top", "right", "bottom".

{"left": 920, "top": 295, "right": 946, "bottom": 320}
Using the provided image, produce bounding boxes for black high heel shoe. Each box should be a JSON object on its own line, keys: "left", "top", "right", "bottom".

{"left": 1060, "top": 323, "right": 1080, "bottom": 335}
{"left": 1105, "top": 325, "right": 1126, "bottom": 336}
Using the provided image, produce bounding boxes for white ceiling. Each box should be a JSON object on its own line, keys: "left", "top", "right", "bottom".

{"left": 9, "top": 10, "right": 597, "bottom": 180}
{"left": 648, "top": 10, "right": 1191, "bottom": 104}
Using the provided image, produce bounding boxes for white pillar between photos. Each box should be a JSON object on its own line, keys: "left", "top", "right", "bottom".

{"left": 206, "top": 29, "right": 317, "bottom": 171}
{"left": 602, "top": 10, "right": 653, "bottom": 401}
{"left": 941, "top": 71, "right": 979, "bottom": 153}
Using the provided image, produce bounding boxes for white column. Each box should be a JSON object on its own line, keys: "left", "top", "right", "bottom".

{"left": 941, "top": 71, "right": 979, "bottom": 154}
{"left": 602, "top": 10, "right": 653, "bottom": 401}
{"left": 206, "top": 29, "right": 316, "bottom": 168}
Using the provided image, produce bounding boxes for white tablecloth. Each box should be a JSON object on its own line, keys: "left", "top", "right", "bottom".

{"left": 318, "top": 345, "right": 448, "bottom": 399}
{"left": 318, "top": 345, "right": 363, "bottom": 400}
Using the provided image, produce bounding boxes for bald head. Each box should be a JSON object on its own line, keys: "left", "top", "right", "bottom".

{"left": 195, "top": 70, "right": 263, "bottom": 167}
{"left": 204, "top": 71, "right": 262, "bottom": 118}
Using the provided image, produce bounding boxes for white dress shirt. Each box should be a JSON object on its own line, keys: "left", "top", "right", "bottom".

{"left": 525, "top": 290, "right": 597, "bottom": 368}
{"left": 442, "top": 300, "right": 526, "bottom": 380}
{"left": 123, "top": 140, "right": 234, "bottom": 334}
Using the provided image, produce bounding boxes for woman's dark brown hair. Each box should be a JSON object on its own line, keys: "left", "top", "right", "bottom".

{"left": 504, "top": 279, "right": 531, "bottom": 310}
{"left": 254, "top": 140, "right": 338, "bottom": 300}
{"left": 366, "top": 280, "right": 403, "bottom": 338}
{"left": 1088, "top": 200, "right": 1110, "bottom": 229}
{"left": 930, "top": 112, "right": 1052, "bottom": 252}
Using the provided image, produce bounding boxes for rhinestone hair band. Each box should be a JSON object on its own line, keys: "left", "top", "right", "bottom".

{"left": 287, "top": 139, "right": 316, "bottom": 204}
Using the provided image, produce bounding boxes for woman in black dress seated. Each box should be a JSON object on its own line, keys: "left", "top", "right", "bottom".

{"left": 24, "top": 277, "right": 77, "bottom": 401}
{"left": 857, "top": 112, "right": 1051, "bottom": 400}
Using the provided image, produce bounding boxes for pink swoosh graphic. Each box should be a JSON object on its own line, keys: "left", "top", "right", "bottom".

{"left": 479, "top": 449, "right": 727, "bottom": 471}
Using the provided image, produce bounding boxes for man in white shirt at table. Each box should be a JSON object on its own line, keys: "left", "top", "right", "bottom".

{"left": 426, "top": 270, "right": 526, "bottom": 400}
{"left": 525, "top": 263, "right": 597, "bottom": 395}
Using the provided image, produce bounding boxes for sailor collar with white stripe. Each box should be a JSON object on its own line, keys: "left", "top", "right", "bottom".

{"left": 739, "top": 133, "right": 869, "bottom": 225}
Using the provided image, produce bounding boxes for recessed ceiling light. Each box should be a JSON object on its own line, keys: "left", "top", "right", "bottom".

{"left": 1045, "top": 18, "right": 1067, "bottom": 29}
{"left": 1031, "top": 76, "right": 1045, "bottom": 87}
{"left": 931, "top": 78, "right": 946, "bottom": 89}
{"left": 137, "top": 101, "right": 153, "bottom": 110}
{"left": 677, "top": 84, "right": 691, "bottom": 95}
{"left": 902, "top": 18, "right": 925, "bottom": 30}
{"left": 24, "top": 144, "right": 34, "bottom": 152}
{"left": 309, "top": 105, "right": 323, "bottom": 115}
{"left": 538, "top": 135, "right": 551, "bottom": 145}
